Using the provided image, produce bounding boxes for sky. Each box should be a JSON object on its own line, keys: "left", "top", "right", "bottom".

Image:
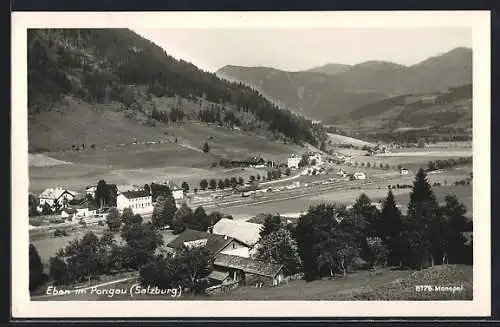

{"left": 132, "top": 27, "right": 472, "bottom": 73}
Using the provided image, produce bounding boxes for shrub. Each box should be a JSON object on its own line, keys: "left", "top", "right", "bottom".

{"left": 54, "top": 229, "right": 69, "bottom": 237}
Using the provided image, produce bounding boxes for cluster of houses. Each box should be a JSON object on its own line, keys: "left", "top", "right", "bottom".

{"left": 34, "top": 181, "right": 187, "bottom": 223}
{"left": 163, "top": 218, "right": 288, "bottom": 290}
{"left": 287, "top": 152, "right": 325, "bottom": 170}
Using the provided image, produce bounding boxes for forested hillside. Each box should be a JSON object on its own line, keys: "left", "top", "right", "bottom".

{"left": 325, "top": 84, "right": 473, "bottom": 131}
{"left": 217, "top": 65, "right": 387, "bottom": 121}
{"left": 28, "top": 29, "right": 327, "bottom": 151}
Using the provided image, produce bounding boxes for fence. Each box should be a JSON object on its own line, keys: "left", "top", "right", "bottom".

{"left": 204, "top": 280, "right": 241, "bottom": 296}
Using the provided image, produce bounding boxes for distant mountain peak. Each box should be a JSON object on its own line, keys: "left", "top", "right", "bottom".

{"left": 353, "top": 60, "right": 407, "bottom": 70}
{"left": 303, "top": 63, "right": 352, "bottom": 76}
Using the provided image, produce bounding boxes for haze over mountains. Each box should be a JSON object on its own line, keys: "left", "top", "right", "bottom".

{"left": 216, "top": 47, "right": 472, "bottom": 122}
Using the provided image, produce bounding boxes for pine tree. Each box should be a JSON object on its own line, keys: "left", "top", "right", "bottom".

{"left": 151, "top": 196, "right": 166, "bottom": 229}
{"left": 259, "top": 214, "right": 282, "bottom": 239}
{"left": 377, "top": 190, "right": 404, "bottom": 266}
{"left": 350, "top": 193, "right": 379, "bottom": 236}
{"left": 441, "top": 195, "right": 469, "bottom": 264}
{"left": 185, "top": 206, "right": 210, "bottom": 232}
{"left": 405, "top": 168, "right": 440, "bottom": 269}
{"left": 172, "top": 203, "right": 193, "bottom": 234}
{"left": 106, "top": 207, "right": 121, "bottom": 232}
{"left": 29, "top": 244, "right": 45, "bottom": 292}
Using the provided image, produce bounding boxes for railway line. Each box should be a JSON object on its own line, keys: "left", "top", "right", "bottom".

{"left": 201, "top": 172, "right": 403, "bottom": 211}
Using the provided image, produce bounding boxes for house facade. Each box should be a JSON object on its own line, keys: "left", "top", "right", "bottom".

{"left": 39, "top": 188, "right": 75, "bottom": 208}
{"left": 400, "top": 168, "right": 409, "bottom": 175}
{"left": 116, "top": 190, "right": 153, "bottom": 214}
{"left": 213, "top": 253, "right": 286, "bottom": 287}
{"left": 171, "top": 185, "right": 184, "bottom": 202}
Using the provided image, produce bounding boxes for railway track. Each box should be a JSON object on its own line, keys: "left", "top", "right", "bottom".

{"left": 202, "top": 173, "right": 401, "bottom": 211}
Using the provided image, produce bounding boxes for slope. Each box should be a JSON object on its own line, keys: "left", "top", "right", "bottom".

{"left": 325, "top": 84, "right": 473, "bottom": 131}
{"left": 28, "top": 28, "right": 327, "bottom": 154}
{"left": 217, "top": 66, "right": 387, "bottom": 121}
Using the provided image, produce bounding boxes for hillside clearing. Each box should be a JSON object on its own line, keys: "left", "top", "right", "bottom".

{"left": 29, "top": 121, "right": 305, "bottom": 193}
{"left": 328, "top": 133, "right": 374, "bottom": 147}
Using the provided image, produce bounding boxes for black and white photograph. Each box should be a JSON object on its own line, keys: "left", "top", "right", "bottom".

{"left": 12, "top": 11, "right": 490, "bottom": 317}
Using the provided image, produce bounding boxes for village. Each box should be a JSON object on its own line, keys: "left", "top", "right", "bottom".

{"left": 29, "top": 141, "right": 447, "bottom": 299}
{"left": 29, "top": 147, "right": 408, "bottom": 231}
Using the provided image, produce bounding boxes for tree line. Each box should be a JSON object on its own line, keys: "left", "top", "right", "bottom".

{"left": 29, "top": 168, "right": 472, "bottom": 294}
{"left": 427, "top": 157, "right": 472, "bottom": 172}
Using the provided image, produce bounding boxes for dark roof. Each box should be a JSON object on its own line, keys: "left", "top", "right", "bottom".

{"left": 213, "top": 254, "right": 284, "bottom": 278}
{"left": 121, "top": 190, "right": 150, "bottom": 199}
{"left": 167, "top": 229, "right": 235, "bottom": 256}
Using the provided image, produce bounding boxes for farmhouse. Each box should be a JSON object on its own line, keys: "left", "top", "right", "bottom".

{"left": 287, "top": 154, "right": 301, "bottom": 169}
{"left": 39, "top": 188, "right": 75, "bottom": 208}
{"left": 116, "top": 190, "right": 153, "bottom": 214}
{"left": 213, "top": 253, "right": 286, "bottom": 287}
{"left": 400, "top": 168, "right": 409, "bottom": 175}
{"left": 212, "top": 218, "right": 263, "bottom": 249}
{"left": 166, "top": 229, "right": 249, "bottom": 258}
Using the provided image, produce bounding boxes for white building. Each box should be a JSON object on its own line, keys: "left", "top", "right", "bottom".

{"left": 39, "top": 188, "right": 75, "bottom": 207}
{"left": 116, "top": 190, "right": 153, "bottom": 214}
{"left": 170, "top": 184, "right": 184, "bottom": 202}
{"left": 287, "top": 154, "right": 301, "bottom": 169}
{"left": 400, "top": 168, "right": 409, "bottom": 175}
{"left": 353, "top": 172, "right": 366, "bottom": 180}
{"left": 85, "top": 186, "right": 97, "bottom": 198}
{"left": 337, "top": 169, "right": 347, "bottom": 177}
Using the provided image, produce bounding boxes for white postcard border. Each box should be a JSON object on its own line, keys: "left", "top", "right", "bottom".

{"left": 11, "top": 11, "right": 491, "bottom": 318}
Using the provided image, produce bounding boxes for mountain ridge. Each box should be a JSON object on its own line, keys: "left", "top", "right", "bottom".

{"left": 216, "top": 47, "right": 472, "bottom": 121}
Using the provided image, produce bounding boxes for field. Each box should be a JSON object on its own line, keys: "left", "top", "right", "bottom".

{"left": 221, "top": 182, "right": 472, "bottom": 220}
{"left": 30, "top": 163, "right": 268, "bottom": 194}
{"left": 367, "top": 146, "right": 471, "bottom": 171}
{"left": 32, "top": 264, "right": 472, "bottom": 301}
{"left": 29, "top": 122, "right": 303, "bottom": 193}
